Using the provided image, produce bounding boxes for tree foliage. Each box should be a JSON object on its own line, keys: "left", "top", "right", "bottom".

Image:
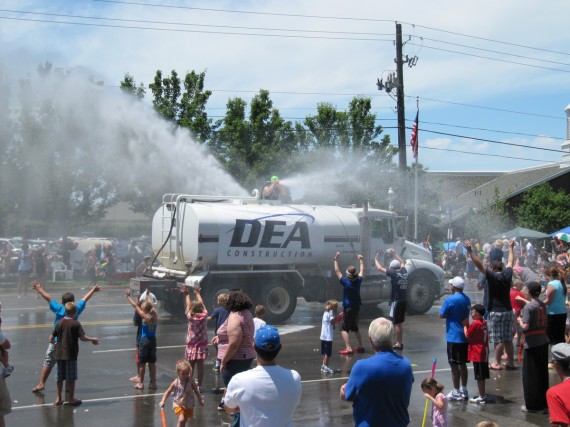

{"left": 514, "top": 183, "right": 570, "bottom": 233}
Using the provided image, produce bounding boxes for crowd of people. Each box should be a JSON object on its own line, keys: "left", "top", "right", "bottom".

{"left": 0, "top": 232, "right": 568, "bottom": 426}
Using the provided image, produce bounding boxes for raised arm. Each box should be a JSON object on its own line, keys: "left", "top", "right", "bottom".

{"left": 125, "top": 289, "right": 147, "bottom": 319}
{"left": 374, "top": 251, "right": 386, "bottom": 274}
{"left": 333, "top": 252, "right": 342, "bottom": 279}
{"left": 506, "top": 239, "right": 515, "bottom": 269}
{"left": 32, "top": 280, "right": 52, "bottom": 303}
{"left": 82, "top": 284, "right": 102, "bottom": 302}
{"left": 357, "top": 254, "right": 365, "bottom": 278}
{"left": 465, "top": 240, "right": 485, "bottom": 274}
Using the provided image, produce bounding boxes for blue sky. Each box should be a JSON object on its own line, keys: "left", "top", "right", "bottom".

{"left": 1, "top": 0, "right": 569, "bottom": 172}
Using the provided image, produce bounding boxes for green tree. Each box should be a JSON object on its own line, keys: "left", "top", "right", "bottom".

{"left": 3, "top": 63, "right": 119, "bottom": 241}
{"left": 514, "top": 183, "right": 570, "bottom": 233}
{"left": 120, "top": 73, "right": 146, "bottom": 100}
{"left": 149, "top": 69, "right": 213, "bottom": 142}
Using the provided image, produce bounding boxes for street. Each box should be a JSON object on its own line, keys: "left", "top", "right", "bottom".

{"left": 1, "top": 279, "right": 556, "bottom": 426}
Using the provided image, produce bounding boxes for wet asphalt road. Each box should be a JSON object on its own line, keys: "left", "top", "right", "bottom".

{"left": 1, "top": 279, "right": 558, "bottom": 427}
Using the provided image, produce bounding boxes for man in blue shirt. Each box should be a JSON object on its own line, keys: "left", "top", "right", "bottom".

{"left": 340, "top": 317, "right": 413, "bottom": 426}
{"left": 440, "top": 276, "right": 471, "bottom": 400}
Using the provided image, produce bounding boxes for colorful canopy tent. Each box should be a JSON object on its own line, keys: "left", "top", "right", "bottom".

{"left": 488, "top": 227, "right": 550, "bottom": 241}
{"left": 551, "top": 226, "right": 570, "bottom": 236}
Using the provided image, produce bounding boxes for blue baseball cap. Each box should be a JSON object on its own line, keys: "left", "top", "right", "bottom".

{"left": 254, "top": 325, "right": 281, "bottom": 351}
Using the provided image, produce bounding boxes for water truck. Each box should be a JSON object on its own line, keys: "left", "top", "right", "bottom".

{"left": 131, "top": 191, "right": 446, "bottom": 323}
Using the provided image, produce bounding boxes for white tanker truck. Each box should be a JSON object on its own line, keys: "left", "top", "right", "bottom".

{"left": 131, "top": 192, "right": 446, "bottom": 324}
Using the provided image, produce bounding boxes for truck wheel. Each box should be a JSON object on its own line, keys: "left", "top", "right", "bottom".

{"left": 406, "top": 275, "right": 435, "bottom": 315}
{"left": 259, "top": 283, "right": 297, "bottom": 324}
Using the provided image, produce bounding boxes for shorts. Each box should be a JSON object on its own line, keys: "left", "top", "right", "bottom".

{"left": 447, "top": 342, "right": 469, "bottom": 365}
{"left": 472, "top": 361, "right": 490, "bottom": 380}
{"left": 0, "top": 376, "right": 11, "bottom": 416}
{"left": 341, "top": 307, "right": 360, "bottom": 333}
{"left": 137, "top": 336, "right": 157, "bottom": 364}
{"left": 174, "top": 404, "right": 194, "bottom": 419}
{"left": 321, "top": 340, "right": 332, "bottom": 358}
{"left": 488, "top": 311, "right": 514, "bottom": 343}
{"left": 56, "top": 360, "right": 78, "bottom": 382}
{"left": 42, "top": 342, "right": 57, "bottom": 368}
{"left": 222, "top": 358, "right": 254, "bottom": 387}
{"left": 389, "top": 301, "right": 407, "bottom": 325}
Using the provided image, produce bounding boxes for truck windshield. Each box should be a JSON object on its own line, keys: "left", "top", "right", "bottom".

{"left": 371, "top": 218, "right": 394, "bottom": 244}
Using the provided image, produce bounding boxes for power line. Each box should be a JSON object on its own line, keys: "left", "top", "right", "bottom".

{"left": 3, "top": 10, "right": 569, "bottom": 74}
{"left": 418, "top": 129, "right": 565, "bottom": 153}
{"left": 413, "top": 42, "right": 570, "bottom": 74}
{"left": 418, "top": 145, "right": 557, "bottom": 163}
{"left": 400, "top": 22, "right": 570, "bottom": 58}
{"left": 92, "top": 0, "right": 570, "bottom": 58}
{"left": 412, "top": 35, "right": 570, "bottom": 67}
{"left": 0, "top": 16, "right": 393, "bottom": 42}
{"left": 0, "top": 9, "right": 394, "bottom": 38}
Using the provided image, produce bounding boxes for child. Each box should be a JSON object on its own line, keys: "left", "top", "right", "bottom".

{"left": 421, "top": 377, "right": 448, "bottom": 427}
{"left": 463, "top": 304, "right": 489, "bottom": 404}
{"left": 184, "top": 286, "right": 208, "bottom": 390}
{"left": 31, "top": 280, "right": 101, "bottom": 393}
{"left": 160, "top": 359, "right": 204, "bottom": 427}
{"left": 207, "top": 293, "right": 229, "bottom": 372}
{"left": 0, "top": 302, "right": 13, "bottom": 378}
{"left": 130, "top": 290, "right": 158, "bottom": 384}
{"left": 50, "top": 302, "right": 100, "bottom": 406}
{"left": 126, "top": 289, "right": 158, "bottom": 390}
{"left": 320, "top": 299, "right": 343, "bottom": 374}
{"left": 510, "top": 280, "right": 529, "bottom": 354}
{"left": 253, "top": 305, "right": 267, "bottom": 335}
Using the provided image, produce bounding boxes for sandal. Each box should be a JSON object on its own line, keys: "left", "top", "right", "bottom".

{"left": 32, "top": 385, "right": 46, "bottom": 393}
{"left": 68, "top": 400, "right": 82, "bottom": 407}
{"left": 134, "top": 383, "right": 144, "bottom": 390}
{"left": 489, "top": 363, "right": 502, "bottom": 370}
{"left": 338, "top": 349, "right": 353, "bottom": 355}
{"left": 54, "top": 400, "right": 63, "bottom": 406}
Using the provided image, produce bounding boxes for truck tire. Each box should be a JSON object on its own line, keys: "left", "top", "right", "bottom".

{"left": 406, "top": 274, "right": 435, "bottom": 315}
{"left": 258, "top": 283, "right": 297, "bottom": 324}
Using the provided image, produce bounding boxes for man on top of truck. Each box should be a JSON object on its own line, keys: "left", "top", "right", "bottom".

{"left": 261, "top": 176, "right": 290, "bottom": 202}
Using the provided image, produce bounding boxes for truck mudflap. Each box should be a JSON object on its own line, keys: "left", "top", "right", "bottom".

{"left": 130, "top": 277, "right": 178, "bottom": 309}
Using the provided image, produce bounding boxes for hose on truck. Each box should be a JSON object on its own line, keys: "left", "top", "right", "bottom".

{"left": 143, "top": 205, "right": 177, "bottom": 279}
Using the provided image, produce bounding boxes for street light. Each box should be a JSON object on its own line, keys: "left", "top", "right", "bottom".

{"left": 387, "top": 187, "right": 394, "bottom": 211}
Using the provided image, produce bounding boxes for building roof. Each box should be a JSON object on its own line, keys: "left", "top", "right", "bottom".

{"left": 440, "top": 163, "right": 570, "bottom": 219}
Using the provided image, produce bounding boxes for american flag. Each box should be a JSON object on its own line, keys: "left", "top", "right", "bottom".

{"left": 410, "top": 110, "right": 419, "bottom": 161}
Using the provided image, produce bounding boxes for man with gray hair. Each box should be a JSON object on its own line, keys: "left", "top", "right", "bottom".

{"left": 340, "top": 317, "right": 413, "bottom": 426}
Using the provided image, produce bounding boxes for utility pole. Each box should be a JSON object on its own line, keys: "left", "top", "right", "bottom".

{"left": 395, "top": 22, "right": 407, "bottom": 208}
{"left": 376, "top": 22, "right": 418, "bottom": 218}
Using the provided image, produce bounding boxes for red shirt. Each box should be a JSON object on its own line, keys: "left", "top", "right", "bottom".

{"left": 465, "top": 319, "right": 489, "bottom": 362}
{"left": 509, "top": 289, "right": 527, "bottom": 316}
{"left": 546, "top": 379, "right": 570, "bottom": 425}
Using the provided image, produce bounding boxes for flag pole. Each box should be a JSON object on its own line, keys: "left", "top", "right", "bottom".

{"left": 413, "top": 97, "right": 419, "bottom": 243}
